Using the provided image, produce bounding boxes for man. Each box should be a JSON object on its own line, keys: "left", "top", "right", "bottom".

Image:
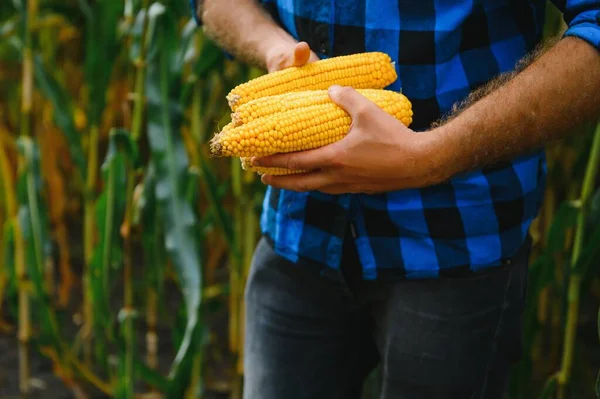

{"left": 195, "top": 0, "right": 600, "bottom": 398}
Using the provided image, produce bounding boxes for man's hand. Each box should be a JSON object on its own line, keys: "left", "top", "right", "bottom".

{"left": 254, "top": 37, "right": 600, "bottom": 195}
{"left": 202, "top": 0, "right": 318, "bottom": 72}
{"left": 265, "top": 41, "right": 319, "bottom": 72}
{"left": 251, "top": 86, "right": 450, "bottom": 195}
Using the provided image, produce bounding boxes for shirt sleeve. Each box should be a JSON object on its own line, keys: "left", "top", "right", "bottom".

{"left": 190, "top": 0, "right": 202, "bottom": 25}
{"left": 552, "top": 0, "right": 600, "bottom": 49}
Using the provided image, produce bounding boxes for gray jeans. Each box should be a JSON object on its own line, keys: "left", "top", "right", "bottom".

{"left": 243, "top": 233, "right": 530, "bottom": 399}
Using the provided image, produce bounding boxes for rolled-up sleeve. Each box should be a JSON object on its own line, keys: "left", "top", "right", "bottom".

{"left": 552, "top": 0, "right": 600, "bottom": 49}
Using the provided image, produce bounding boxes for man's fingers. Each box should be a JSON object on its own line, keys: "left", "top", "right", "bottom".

{"left": 293, "top": 42, "right": 313, "bottom": 67}
{"left": 261, "top": 170, "right": 335, "bottom": 192}
{"left": 327, "top": 85, "right": 373, "bottom": 121}
{"left": 251, "top": 144, "right": 339, "bottom": 170}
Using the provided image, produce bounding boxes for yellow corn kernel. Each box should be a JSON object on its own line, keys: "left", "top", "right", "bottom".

{"left": 240, "top": 157, "right": 310, "bottom": 175}
{"left": 232, "top": 89, "right": 407, "bottom": 126}
{"left": 220, "top": 121, "right": 234, "bottom": 131}
{"left": 210, "top": 91, "right": 412, "bottom": 158}
{"left": 226, "top": 52, "right": 398, "bottom": 110}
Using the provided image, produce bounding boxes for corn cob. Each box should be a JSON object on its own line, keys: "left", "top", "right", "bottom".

{"left": 210, "top": 90, "right": 412, "bottom": 158}
{"left": 231, "top": 88, "right": 411, "bottom": 126}
{"left": 226, "top": 52, "right": 397, "bottom": 110}
{"left": 240, "top": 157, "right": 310, "bottom": 176}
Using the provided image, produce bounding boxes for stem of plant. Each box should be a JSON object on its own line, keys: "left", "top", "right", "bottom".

{"left": 17, "top": 0, "right": 38, "bottom": 392}
{"left": 119, "top": 176, "right": 136, "bottom": 399}
{"left": 83, "top": 123, "right": 99, "bottom": 364}
{"left": 230, "top": 159, "right": 242, "bottom": 354}
{"left": 0, "top": 139, "right": 16, "bottom": 320}
{"left": 131, "top": 0, "right": 150, "bottom": 142}
{"left": 557, "top": 123, "right": 600, "bottom": 398}
{"left": 124, "top": 1, "right": 151, "bottom": 388}
{"left": 237, "top": 184, "right": 256, "bottom": 375}
{"left": 146, "top": 288, "right": 158, "bottom": 369}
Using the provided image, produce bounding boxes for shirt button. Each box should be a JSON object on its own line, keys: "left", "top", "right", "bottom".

{"left": 315, "top": 23, "right": 329, "bottom": 55}
{"left": 319, "top": 41, "right": 328, "bottom": 54}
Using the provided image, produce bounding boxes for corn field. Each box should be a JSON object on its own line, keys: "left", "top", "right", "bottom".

{"left": 0, "top": 1, "right": 598, "bottom": 398}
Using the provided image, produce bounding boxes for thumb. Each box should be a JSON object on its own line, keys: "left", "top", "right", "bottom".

{"left": 328, "top": 85, "right": 370, "bottom": 120}
{"left": 293, "top": 42, "right": 313, "bottom": 67}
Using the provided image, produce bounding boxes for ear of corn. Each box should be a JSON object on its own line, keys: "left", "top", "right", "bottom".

{"left": 226, "top": 52, "right": 397, "bottom": 110}
{"left": 210, "top": 89, "right": 412, "bottom": 158}
{"left": 240, "top": 157, "right": 310, "bottom": 175}
{"left": 217, "top": 51, "right": 411, "bottom": 176}
{"left": 231, "top": 88, "right": 412, "bottom": 127}
{"left": 221, "top": 121, "right": 234, "bottom": 131}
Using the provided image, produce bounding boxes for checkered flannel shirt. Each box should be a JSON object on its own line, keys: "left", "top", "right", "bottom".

{"left": 192, "top": 0, "right": 600, "bottom": 280}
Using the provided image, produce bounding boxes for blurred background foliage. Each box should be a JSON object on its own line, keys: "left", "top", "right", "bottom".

{"left": 0, "top": 1, "right": 598, "bottom": 398}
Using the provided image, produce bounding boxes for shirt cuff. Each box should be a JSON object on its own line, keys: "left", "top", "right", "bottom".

{"left": 563, "top": 9, "right": 600, "bottom": 50}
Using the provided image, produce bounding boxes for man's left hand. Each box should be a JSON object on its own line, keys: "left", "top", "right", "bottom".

{"left": 251, "top": 85, "right": 452, "bottom": 195}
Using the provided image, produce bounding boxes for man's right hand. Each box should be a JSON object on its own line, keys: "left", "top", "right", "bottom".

{"left": 265, "top": 41, "right": 319, "bottom": 72}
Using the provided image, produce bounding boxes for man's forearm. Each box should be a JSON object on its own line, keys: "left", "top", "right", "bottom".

{"left": 431, "top": 36, "right": 600, "bottom": 180}
{"left": 201, "top": 0, "right": 296, "bottom": 69}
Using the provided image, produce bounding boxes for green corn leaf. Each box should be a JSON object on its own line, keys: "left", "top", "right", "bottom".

{"left": 128, "top": 2, "right": 165, "bottom": 64}
{"left": 587, "top": 188, "right": 600, "bottom": 235}
{"left": 32, "top": 55, "right": 86, "bottom": 178}
{"left": 123, "top": 0, "right": 140, "bottom": 22}
{"left": 538, "top": 374, "right": 558, "bottom": 399}
{"left": 573, "top": 125, "right": 600, "bottom": 273}
{"left": 181, "top": 36, "right": 225, "bottom": 109}
{"left": 40, "top": 2, "right": 86, "bottom": 22}
{"left": 175, "top": 18, "right": 197, "bottom": 73}
{"left": 145, "top": 7, "right": 202, "bottom": 389}
{"left": 544, "top": 200, "right": 580, "bottom": 289}
{"left": 185, "top": 166, "right": 200, "bottom": 208}
{"left": 135, "top": 361, "right": 170, "bottom": 393}
{"left": 10, "top": 0, "right": 23, "bottom": 14}
{"left": 197, "top": 154, "right": 237, "bottom": 262}
{"left": 89, "top": 128, "right": 133, "bottom": 335}
{"left": 153, "top": 0, "right": 189, "bottom": 20}
{"left": 0, "top": 15, "right": 19, "bottom": 39}
{"left": 2, "top": 221, "right": 15, "bottom": 283}
{"left": 193, "top": 37, "right": 224, "bottom": 79}
{"left": 111, "top": 304, "right": 170, "bottom": 394}
{"left": 572, "top": 220, "right": 600, "bottom": 276}
{"left": 0, "top": 220, "right": 15, "bottom": 317}
{"left": 136, "top": 163, "right": 166, "bottom": 300}
{"left": 16, "top": 136, "right": 66, "bottom": 360}
{"left": 167, "top": 302, "right": 203, "bottom": 397}
{"left": 134, "top": 162, "right": 156, "bottom": 227}
{"left": 83, "top": 0, "right": 123, "bottom": 126}
{"left": 115, "top": 307, "right": 138, "bottom": 399}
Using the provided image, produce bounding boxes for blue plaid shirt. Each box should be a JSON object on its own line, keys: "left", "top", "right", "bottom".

{"left": 193, "top": 1, "right": 600, "bottom": 280}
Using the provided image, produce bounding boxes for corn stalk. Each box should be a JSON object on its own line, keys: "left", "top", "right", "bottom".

{"left": 0, "top": 135, "right": 16, "bottom": 321}
{"left": 556, "top": 123, "right": 600, "bottom": 398}
{"left": 17, "top": 0, "right": 38, "bottom": 392}
{"left": 145, "top": 6, "right": 203, "bottom": 396}
{"left": 117, "top": 0, "right": 153, "bottom": 394}
{"left": 81, "top": 0, "right": 124, "bottom": 364}
{"left": 89, "top": 128, "right": 138, "bottom": 398}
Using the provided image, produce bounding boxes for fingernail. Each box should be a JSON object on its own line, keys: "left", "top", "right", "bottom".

{"left": 251, "top": 157, "right": 260, "bottom": 166}
{"left": 328, "top": 85, "right": 342, "bottom": 95}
